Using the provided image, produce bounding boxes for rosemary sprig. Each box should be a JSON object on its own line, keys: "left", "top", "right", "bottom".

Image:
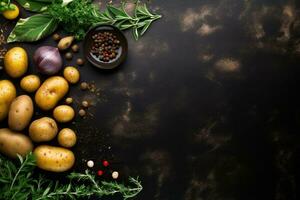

{"left": 0, "top": 153, "right": 143, "bottom": 200}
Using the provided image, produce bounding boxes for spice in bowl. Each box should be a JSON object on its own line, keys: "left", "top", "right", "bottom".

{"left": 90, "top": 31, "right": 120, "bottom": 63}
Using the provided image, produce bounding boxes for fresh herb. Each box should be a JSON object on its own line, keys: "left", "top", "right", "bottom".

{"left": 0, "top": 0, "right": 15, "bottom": 12}
{"left": 0, "top": 153, "right": 143, "bottom": 200}
{"left": 8, "top": 0, "right": 161, "bottom": 42}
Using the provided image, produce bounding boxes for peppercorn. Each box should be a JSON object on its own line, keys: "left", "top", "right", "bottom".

{"left": 65, "top": 52, "right": 73, "bottom": 60}
{"left": 76, "top": 58, "right": 84, "bottom": 66}
{"left": 112, "top": 171, "right": 119, "bottom": 179}
{"left": 97, "top": 170, "right": 104, "bottom": 176}
{"left": 52, "top": 33, "right": 61, "bottom": 41}
{"left": 80, "top": 82, "right": 88, "bottom": 90}
{"left": 78, "top": 109, "right": 86, "bottom": 117}
{"left": 102, "top": 160, "right": 109, "bottom": 167}
{"left": 71, "top": 44, "right": 79, "bottom": 52}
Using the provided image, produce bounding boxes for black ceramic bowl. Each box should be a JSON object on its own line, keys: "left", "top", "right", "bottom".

{"left": 83, "top": 25, "right": 128, "bottom": 69}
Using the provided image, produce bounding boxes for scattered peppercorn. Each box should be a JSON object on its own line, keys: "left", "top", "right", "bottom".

{"left": 82, "top": 100, "right": 89, "bottom": 108}
{"left": 112, "top": 171, "right": 119, "bottom": 179}
{"left": 87, "top": 160, "right": 94, "bottom": 168}
{"left": 52, "top": 33, "right": 61, "bottom": 41}
{"left": 65, "top": 52, "right": 73, "bottom": 60}
{"left": 76, "top": 58, "right": 84, "bottom": 66}
{"left": 78, "top": 109, "right": 86, "bottom": 117}
{"left": 102, "top": 160, "right": 109, "bottom": 167}
{"left": 91, "top": 31, "right": 120, "bottom": 63}
{"left": 80, "top": 82, "right": 88, "bottom": 90}
{"left": 71, "top": 44, "right": 79, "bottom": 52}
{"left": 65, "top": 97, "right": 73, "bottom": 104}
{"left": 97, "top": 170, "right": 104, "bottom": 176}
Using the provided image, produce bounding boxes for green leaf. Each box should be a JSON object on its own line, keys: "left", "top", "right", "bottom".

{"left": 107, "top": 5, "right": 126, "bottom": 18}
{"left": 132, "top": 27, "right": 139, "bottom": 40}
{"left": 7, "top": 14, "right": 58, "bottom": 43}
{"left": 140, "top": 19, "right": 152, "bottom": 35}
{"left": 15, "top": 0, "right": 50, "bottom": 12}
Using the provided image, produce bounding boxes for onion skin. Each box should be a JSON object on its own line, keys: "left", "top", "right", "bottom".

{"left": 34, "top": 46, "right": 63, "bottom": 75}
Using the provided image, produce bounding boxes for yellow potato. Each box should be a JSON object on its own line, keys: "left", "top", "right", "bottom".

{"left": 4, "top": 47, "right": 28, "bottom": 78}
{"left": 63, "top": 66, "right": 80, "bottom": 84}
{"left": 0, "top": 128, "right": 33, "bottom": 158}
{"left": 0, "top": 80, "right": 17, "bottom": 121}
{"left": 29, "top": 117, "right": 58, "bottom": 142}
{"left": 20, "top": 75, "right": 41, "bottom": 93}
{"left": 34, "top": 145, "right": 75, "bottom": 172}
{"left": 35, "top": 76, "right": 69, "bottom": 110}
{"left": 57, "top": 128, "right": 77, "bottom": 148}
{"left": 8, "top": 95, "right": 34, "bottom": 131}
{"left": 53, "top": 105, "right": 75, "bottom": 123}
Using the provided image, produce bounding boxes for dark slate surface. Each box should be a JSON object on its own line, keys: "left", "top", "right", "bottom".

{"left": 1, "top": 0, "right": 299, "bottom": 199}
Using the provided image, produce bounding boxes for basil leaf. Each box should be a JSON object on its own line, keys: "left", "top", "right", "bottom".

{"left": 7, "top": 14, "right": 58, "bottom": 43}
{"left": 15, "top": 0, "right": 50, "bottom": 12}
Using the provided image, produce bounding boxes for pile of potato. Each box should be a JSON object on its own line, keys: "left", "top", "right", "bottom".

{"left": 0, "top": 46, "right": 80, "bottom": 172}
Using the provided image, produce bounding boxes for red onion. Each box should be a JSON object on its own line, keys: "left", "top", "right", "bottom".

{"left": 34, "top": 46, "right": 63, "bottom": 75}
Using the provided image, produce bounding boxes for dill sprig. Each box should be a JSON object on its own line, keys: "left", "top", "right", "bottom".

{"left": 0, "top": 153, "right": 143, "bottom": 200}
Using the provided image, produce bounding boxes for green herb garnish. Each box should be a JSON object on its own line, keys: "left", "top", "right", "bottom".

{"left": 8, "top": 0, "right": 161, "bottom": 42}
{"left": 0, "top": 153, "right": 143, "bottom": 200}
{"left": 0, "top": 0, "right": 15, "bottom": 12}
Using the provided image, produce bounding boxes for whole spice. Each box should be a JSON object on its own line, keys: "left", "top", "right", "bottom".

{"left": 65, "top": 52, "right": 73, "bottom": 60}
{"left": 87, "top": 160, "right": 94, "bottom": 168}
{"left": 97, "top": 170, "right": 104, "bottom": 176}
{"left": 65, "top": 97, "right": 73, "bottom": 104}
{"left": 80, "top": 82, "right": 88, "bottom": 90}
{"left": 78, "top": 109, "right": 86, "bottom": 117}
{"left": 52, "top": 33, "right": 61, "bottom": 41}
{"left": 76, "top": 58, "right": 84, "bottom": 65}
{"left": 33, "top": 46, "right": 63, "bottom": 75}
{"left": 103, "top": 160, "right": 109, "bottom": 167}
{"left": 91, "top": 31, "right": 120, "bottom": 63}
{"left": 71, "top": 44, "right": 79, "bottom": 52}
{"left": 82, "top": 100, "right": 89, "bottom": 108}
{"left": 112, "top": 171, "right": 119, "bottom": 179}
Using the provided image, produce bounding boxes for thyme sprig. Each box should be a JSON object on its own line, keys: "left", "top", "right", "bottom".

{"left": 0, "top": 153, "right": 143, "bottom": 200}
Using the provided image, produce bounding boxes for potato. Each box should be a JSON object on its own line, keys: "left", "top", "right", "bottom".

{"left": 29, "top": 117, "right": 58, "bottom": 142}
{"left": 63, "top": 66, "right": 80, "bottom": 84}
{"left": 53, "top": 105, "right": 75, "bottom": 123}
{"left": 0, "top": 128, "right": 33, "bottom": 158}
{"left": 58, "top": 128, "right": 77, "bottom": 148}
{"left": 8, "top": 95, "right": 34, "bottom": 131}
{"left": 20, "top": 75, "right": 41, "bottom": 93}
{"left": 34, "top": 145, "right": 75, "bottom": 172}
{"left": 0, "top": 80, "right": 17, "bottom": 121}
{"left": 35, "top": 76, "right": 69, "bottom": 110}
{"left": 4, "top": 47, "right": 28, "bottom": 78}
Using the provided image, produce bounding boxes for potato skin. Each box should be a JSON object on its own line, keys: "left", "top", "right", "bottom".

{"left": 20, "top": 75, "right": 41, "bottom": 93}
{"left": 29, "top": 117, "right": 58, "bottom": 142}
{"left": 63, "top": 66, "right": 80, "bottom": 84}
{"left": 53, "top": 105, "right": 75, "bottom": 123}
{"left": 58, "top": 128, "right": 77, "bottom": 148}
{"left": 4, "top": 47, "right": 28, "bottom": 78}
{"left": 34, "top": 145, "right": 75, "bottom": 172}
{"left": 35, "top": 76, "right": 69, "bottom": 110}
{"left": 0, "top": 80, "right": 17, "bottom": 121}
{"left": 8, "top": 95, "right": 34, "bottom": 131}
{"left": 0, "top": 128, "right": 33, "bottom": 158}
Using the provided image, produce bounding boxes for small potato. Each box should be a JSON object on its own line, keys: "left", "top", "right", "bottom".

{"left": 58, "top": 128, "right": 77, "bottom": 148}
{"left": 20, "top": 75, "right": 41, "bottom": 93}
{"left": 35, "top": 76, "right": 69, "bottom": 110}
{"left": 34, "top": 145, "right": 75, "bottom": 172}
{"left": 8, "top": 95, "right": 34, "bottom": 131}
{"left": 53, "top": 105, "right": 75, "bottom": 123}
{"left": 0, "top": 80, "right": 16, "bottom": 121}
{"left": 4, "top": 47, "right": 28, "bottom": 78}
{"left": 63, "top": 66, "right": 80, "bottom": 84}
{"left": 29, "top": 117, "right": 58, "bottom": 142}
{"left": 0, "top": 128, "right": 33, "bottom": 158}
